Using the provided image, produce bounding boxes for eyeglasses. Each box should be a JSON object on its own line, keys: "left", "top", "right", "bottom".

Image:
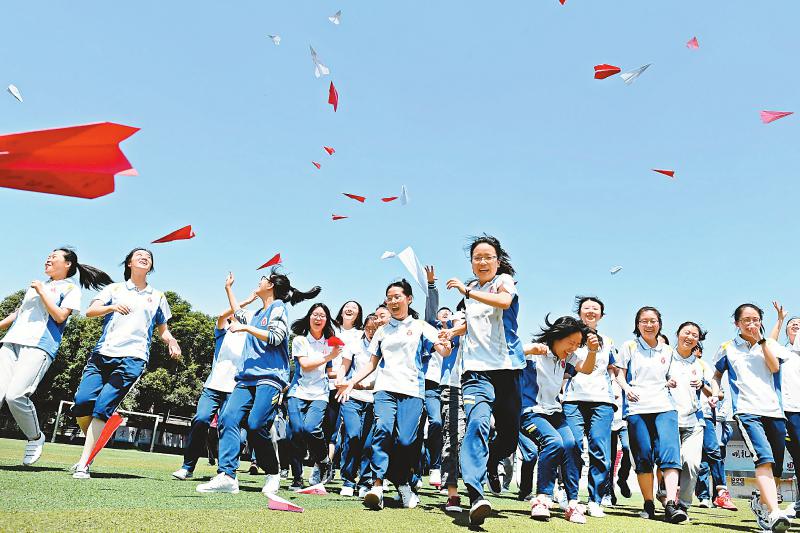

{"left": 471, "top": 255, "right": 497, "bottom": 264}
{"left": 310, "top": 313, "right": 327, "bottom": 320}
{"left": 260, "top": 275, "right": 268, "bottom": 281}
{"left": 738, "top": 318, "right": 761, "bottom": 325}
{"left": 638, "top": 319, "right": 659, "bottom": 325}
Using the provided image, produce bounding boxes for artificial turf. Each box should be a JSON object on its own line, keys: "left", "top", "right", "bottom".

{"left": 0, "top": 438, "right": 764, "bottom": 532}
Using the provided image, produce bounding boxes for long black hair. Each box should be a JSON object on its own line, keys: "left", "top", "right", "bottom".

{"left": 122, "top": 247, "right": 154, "bottom": 281}
{"left": 466, "top": 234, "right": 515, "bottom": 277}
{"left": 385, "top": 279, "right": 419, "bottom": 319}
{"left": 335, "top": 300, "right": 364, "bottom": 329}
{"left": 633, "top": 306, "right": 662, "bottom": 337}
{"left": 533, "top": 315, "right": 589, "bottom": 352}
{"left": 267, "top": 267, "right": 322, "bottom": 305}
{"left": 55, "top": 248, "right": 113, "bottom": 290}
{"left": 733, "top": 303, "right": 766, "bottom": 335}
{"left": 291, "top": 303, "right": 338, "bottom": 338}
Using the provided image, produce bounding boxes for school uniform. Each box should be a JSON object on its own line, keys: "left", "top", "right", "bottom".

{"left": 520, "top": 350, "right": 581, "bottom": 501}
{"left": 0, "top": 279, "right": 80, "bottom": 438}
{"left": 516, "top": 430, "right": 539, "bottom": 499}
{"left": 458, "top": 273, "right": 524, "bottom": 502}
{"left": 440, "top": 324, "right": 464, "bottom": 489}
{"left": 613, "top": 338, "right": 681, "bottom": 474}
{"left": 324, "top": 326, "right": 362, "bottom": 451}
{"left": 339, "top": 335, "right": 376, "bottom": 489}
{"left": 368, "top": 315, "right": 440, "bottom": 486}
{"left": 419, "top": 282, "right": 443, "bottom": 474}
{"left": 562, "top": 335, "right": 616, "bottom": 505}
{"left": 715, "top": 336, "right": 787, "bottom": 477}
{"left": 783, "top": 338, "right": 800, "bottom": 511}
{"left": 72, "top": 281, "right": 170, "bottom": 421}
{"left": 696, "top": 369, "right": 733, "bottom": 501}
{"left": 287, "top": 334, "right": 332, "bottom": 481}
{"left": 181, "top": 313, "right": 250, "bottom": 472}
{"left": 217, "top": 301, "right": 289, "bottom": 478}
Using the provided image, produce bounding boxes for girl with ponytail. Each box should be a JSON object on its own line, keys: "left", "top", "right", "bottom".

{"left": 197, "top": 267, "right": 321, "bottom": 495}
{"left": 0, "top": 248, "right": 112, "bottom": 466}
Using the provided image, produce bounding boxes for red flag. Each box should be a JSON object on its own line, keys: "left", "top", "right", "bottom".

{"left": 652, "top": 169, "right": 675, "bottom": 178}
{"left": 86, "top": 412, "right": 124, "bottom": 466}
{"left": 343, "top": 193, "right": 366, "bottom": 203}
{"left": 328, "top": 82, "right": 338, "bottom": 112}
{"left": 327, "top": 336, "right": 345, "bottom": 347}
{"left": 323, "top": 146, "right": 335, "bottom": 155}
{"left": 594, "top": 64, "right": 621, "bottom": 79}
{"left": 332, "top": 214, "right": 348, "bottom": 221}
{"left": 0, "top": 122, "right": 139, "bottom": 199}
{"left": 152, "top": 225, "right": 195, "bottom": 244}
{"left": 381, "top": 196, "right": 399, "bottom": 202}
{"left": 312, "top": 161, "right": 321, "bottom": 169}
{"left": 257, "top": 253, "right": 282, "bottom": 270}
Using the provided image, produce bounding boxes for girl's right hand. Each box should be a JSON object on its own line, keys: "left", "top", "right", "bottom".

{"left": 626, "top": 388, "right": 640, "bottom": 402}
{"left": 225, "top": 272, "right": 235, "bottom": 288}
{"left": 110, "top": 304, "right": 131, "bottom": 315}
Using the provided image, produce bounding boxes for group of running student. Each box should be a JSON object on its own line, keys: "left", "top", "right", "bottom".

{"left": 0, "top": 238, "right": 797, "bottom": 532}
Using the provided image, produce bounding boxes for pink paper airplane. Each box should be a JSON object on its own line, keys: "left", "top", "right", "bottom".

{"left": 266, "top": 493, "right": 304, "bottom": 513}
{"left": 686, "top": 37, "right": 699, "bottom": 49}
{"left": 296, "top": 483, "right": 328, "bottom": 495}
{"left": 760, "top": 110, "right": 793, "bottom": 124}
{"left": 312, "top": 161, "right": 321, "bottom": 169}
{"left": 652, "top": 169, "right": 675, "bottom": 178}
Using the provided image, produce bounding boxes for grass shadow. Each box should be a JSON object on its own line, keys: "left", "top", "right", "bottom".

{"left": 0, "top": 465, "right": 63, "bottom": 473}
{"left": 87, "top": 472, "right": 147, "bottom": 479}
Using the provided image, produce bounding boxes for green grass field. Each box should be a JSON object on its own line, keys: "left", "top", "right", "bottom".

{"left": 0, "top": 437, "right": 765, "bottom": 532}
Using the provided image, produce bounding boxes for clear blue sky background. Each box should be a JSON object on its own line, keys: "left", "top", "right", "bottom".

{"left": 1, "top": 1, "right": 798, "bottom": 354}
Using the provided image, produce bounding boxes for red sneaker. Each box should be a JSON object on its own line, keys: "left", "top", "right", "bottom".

{"left": 714, "top": 489, "right": 738, "bottom": 511}
{"left": 445, "top": 496, "right": 462, "bottom": 513}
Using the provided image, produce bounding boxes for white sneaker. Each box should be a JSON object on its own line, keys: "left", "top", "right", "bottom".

{"left": 768, "top": 510, "right": 791, "bottom": 532}
{"left": 429, "top": 468, "right": 442, "bottom": 487}
{"left": 358, "top": 486, "right": 370, "bottom": 499}
{"left": 398, "top": 484, "right": 419, "bottom": 509}
{"left": 600, "top": 495, "right": 613, "bottom": 507}
{"left": 698, "top": 498, "right": 711, "bottom": 508}
{"left": 340, "top": 486, "right": 355, "bottom": 497}
{"left": 262, "top": 474, "right": 280, "bottom": 494}
{"left": 22, "top": 433, "right": 45, "bottom": 466}
{"left": 587, "top": 501, "right": 606, "bottom": 517}
{"left": 553, "top": 486, "right": 568, "bottom": 510}
{"left": 196, "top": 473, "right": 239, "bottom": 494}
{"left": 172, "top": 468, "right": 193, "bottom": 480}
{"left": 72, "top": 464, "right": 90, "bottom": 479}
{"left": 784, "top": 502, "right": 797, "bottom": 519}
{"left": 309, "top": 464, "right": 321, "bottom": 485}
{"left": 364, "top": 487, "right": 384, "bottom": 510}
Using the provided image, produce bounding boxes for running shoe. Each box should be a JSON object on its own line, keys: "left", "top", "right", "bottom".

{"left": 445, "top": 496, "right": 463, "bottom": 512}
{"left": 565, "top": 502, "right": 587, "bottom": 524}
{"left": 639, "top": 500, "right": 656, "bottom": 519}
{"left": 530, "top": 496, "right": 551, "bottom": 521}
{"left": 340, "top": 486, "right": 354, "bottom": 497}
{"left": 665, "top": 500, "right": 687, "bottom": 524}
{"left": 713, "top": 488, "right": 738, "bottom": 511}
{"left": 22, "top": 433, "right": 45, "bottom": 466}
{"left": 172, "top": 468, "right": 193, "bottom": 480}
{"left": 750, "top": 490, "right": 770, "bottom": 531}
{"left": 262, "top": 474, "right": 280, "bottom": 494}
{"left": 196, "top": 473, "right": 239, "bottom": 493}
{"left": 469, "top": 499, "right": 492, "bottom": 526}
{"left": 364, "top": 487, "right": 384, "bottom": 510}
{"left": 768, "top": 510, "right": 791, "bottom": 533}
{"left": 587, "top": 501, "right": 605, "bottom": 517}
{"left": 397, "top": 484, "right": 419, "bottom": 509}
{"left": 429, "top": 468, "right": 442, "bottom": 488}
{"left": 617, "top": 478, "right": 632, "bottom": 498}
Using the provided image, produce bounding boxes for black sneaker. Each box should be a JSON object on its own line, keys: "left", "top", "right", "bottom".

{"left": 248, "top": 463, "right": 259, "bottom": 475}
{"left": 290, "top": 478, "right": 305, "bottom": 490}
{"left": 618, "top": 478, "right": 632, "bottom": 498}
{"left": 318, "top": 461, "right": 332, "bottom": 485}
{"left": 639, "top": 500, "right": 656, "bottom": 519}
{"left": 665, "top": 501, "right": 688, "bottom": 524}
{"left": 487, "top": 466, "right": 502, "bottom": 496}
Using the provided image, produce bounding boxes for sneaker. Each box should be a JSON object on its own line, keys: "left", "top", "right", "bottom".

{"left": 784, "top": 502, "right": 797, "bottom": 519}
{"left": 317, "top": 461, "right": 332, "bottom": 485}
{"left": 600, "top": 494, "right": 613, "bottom": 507}
{"left": 22, "top": 433, "right": 45, "bottom": 466}
{"left": 248, "top": 463, "right": 259, "bottom": 475}
{"left": 172, "top": 468, "right": 193, "bottom": 480}
{"left": 587, "top": 501, "right": 606, "bottom": 517}
{"left": 553, "top": 485, "right": 568, "bottom": 511}
{"left": 69, "top": 462, "right": 80, "bottom": 473}
{"left": 768, "top": 510, "right": 791, "bottom": 533}
{"left": 72, "top": 464, "right": 90, "bottom": 479}
{"left": 611, "top": 494, "right": 618, "bottom": 506}
{"left": 413, "top": 477, "right": 423, "bottom": 491}
{"left": 358, "top": 485, "right": 370, "bottom": 499}
{"left": 713, "top": 488, "right": 738, "bottom": 511}
{"left": 487, "top": 466, "right": 502, "bottom": 496}
{"left": 640, "top": 500, "right": 656, "bottom": 520}
{"left": 196, "top": 473, "right": 239, "bottom": 494}
{"left": 565, "top": 503, "right": 587, "bottom": 524}
{"left": 469, "top": 498, "right": 492, "bottom": 526}
{"left": 518, "top": 491, "right": 532, "bottom": 502}
{"left": 617, "top": 478, "right": 632, "bottom": 498}
{"left": 289, "top": 478, "right": 305, "bottom": 491}
{"left": 530, "top": 496, "right": 551, "bottom": 521}
{"left": 340, "top": 486, "right": 355, "bottom": 497}
{"left": 363, "top": 487, "right": 384, "bottom": 510}
{"left": 309, "top": 464, "right": 321, "bottom": 485}
{"left": 750, "top": 491, "right": 770, "bottom": 531}
{"left": 698, "top": 498, "right": 711, "bottom": 508}
{"left": 665, "top": 500, "right": 688, "bottom": 524}
{"left": 397, "top": 484, "right": 419, "bottom": 509}
{"left": 262, "top": 474, "right": 280, "bottom": 494}
{"left": 429, "top": 468, "right": 442, "bottom": 488}
{"left": 445, "top": 496, "right": 463, "bottom": 512}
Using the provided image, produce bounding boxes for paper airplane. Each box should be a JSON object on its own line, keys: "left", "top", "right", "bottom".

{"left": 343, "top": 193, "right": 365, "bottom": 203}
{"left": 329, "top": 82, "right": 338, "bottom": 112}
{"left": 382, "top": 246, "right": 427, "bottom": 291}
{"left": 381, "top": 251, "right": 396, "bottom": 260}
{"left": 594, "top": 64, "right": 621, "bottom": 79}
{"left": 323, "top": 146, "right": 335, "bottom": 155}
{"left": 381, "top": 196, "right": 398, "bottom": 202}
{"left": 267, "top": 35, "right": 281, "bottom": 46}
{"left": 686, "top": 37, "right": 699, "bottom": 49}
{"left": 620, "top": 64, "right": 651, "bottom": 85}
{"left": 400, "top": 185, "right": 409, "bottom": 205}
{"left": 328, "top": 10, "right": 342, "bottom": 25}
{"left": 87, "top": 413, "right": 124, "bottom": 465}
{"left": 7, "top": 84, "right": 23, "bottom": 103}
{"left": 310, "top": 46, "right": 330, "bottom": 78}
{"left": 152, "top": 225, "right": 196, "bottom": 243}
{"left": 257, "top": 253, "right": 281, "bottom": 270}
{"left": 312, "top": 161, "right": 321, "bottom": 169}
{"left": 652, "top": 169, "right": 675, "bottom": 178}
{"left": 297, "top": 483, "right": 329, "bottom": 495}
{"left": 327, "top": 337, "right": 345, "bottom": 348}
{"left": 610, "top": 266, "right": 622, "bottom": 275}
{"left": 267, "top": 493, "right": 304, "bottom": 513}
{"left": 117, "top": 168, "right": 138, "bottom": 176}
{"left": 760, "top": 110, "right": 793, "bottom": 124}
{"left": 332, "top": 214, "right": 348, "bottom": 221}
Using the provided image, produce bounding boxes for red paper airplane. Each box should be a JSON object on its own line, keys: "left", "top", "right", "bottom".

{"left": 328, "top": 82, "right": 338, "bottom": 112}
{"left": 327, "top": 336, "right": 345, "bottom": 347}
{"left": 87, "top": 412, "right": 124, "bottom": 466}
{"left": 686, "top": 36, "right": 699, "bottom": 49}
{"left": 312, "top": 161, "right": 321, "bottom": 169}
{"left": 652, "top": 169, "right": 675, "bottom": 178}
{"left": 0, "top": 122, "right": 139, "bottom": 199}
{"left": 297, "top": 483, "right": 328, "bottom": 495}
{"left": 152, "top": 225, "right": 195, "bottom": 244}
{"left": 257, "top": 253, "right": 282, "bottom": 270}
{"left": 559, "top": 0, "right": 566, "bottom": 4}
{"left": 381, "top": 196, "right": 399, "bottom": 202}
{"left": 324, "top": 146, "right": 335, "bottom": 155}
{"left": 760, "top": 110, "right": 793, "bottom": 124}
{"left": 332, "top": 214, "right": 348, "bottom": 221}
{"left": 343, "top": 193, "right": 365, "bottom": 203}
{"left": 594, "top": 64, "right": 621, "bottom": 79}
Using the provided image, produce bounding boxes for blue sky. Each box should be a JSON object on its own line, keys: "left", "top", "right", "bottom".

{"left": 1, "top": 1, "right": 798, "bottom": 353}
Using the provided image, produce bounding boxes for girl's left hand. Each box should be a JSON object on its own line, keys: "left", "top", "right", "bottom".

{"left": 168, "top": 339, "right": 182, "bottom": 360}
{"left": 666, "top": 378, "right": 677, "bottom": 388}
{"left": 689, "top": 379, "right": 702, "bottom": 389}
{"left": 229, "top": 322, "right": 246, "bottom": 333}
{"left": 586, "top": 333, "right": 600, "bottom": 352}
{"left": 446, "top": 278, "right": 466, "bottom": 295}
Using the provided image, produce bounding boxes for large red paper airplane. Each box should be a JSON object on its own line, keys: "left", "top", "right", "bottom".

{"left": 257, "top": 253, "right": 282, "bottom": 270}
{"left": 594, "top": 64, "right": 621, "bottom": 79}
{"left": 152, "top": 225, "right": 195, "bottom": 243}
{"left": 0, "top": 122, "right": 139, "bottom": 199}
{"left": 87, "top": 412, "right": 125, "bottom": 466}
{"left": 328, "top": 82, "right": 338, "bottom": 112}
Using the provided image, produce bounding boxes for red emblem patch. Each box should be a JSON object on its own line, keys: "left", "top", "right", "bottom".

{"left": 261, "top": 317, "right": 267, "bottom": 326}
{"left": 661, "top": 357, "right": 666, "bottom": 364}
{"left": 560, "top": 360, "right": 566, "bottom": 368}
{"left": 407, "top": 329, "right": 413, "bottom": 336}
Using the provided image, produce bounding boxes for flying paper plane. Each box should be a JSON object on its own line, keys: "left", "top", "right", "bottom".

{"left": 652, "top": 169, "right": 675, "bottom": 178}
{"left": 620, "top": 64, "right": 651, "bottom": 85}
{"left": 332, "top": 214, "right": 348, "bottom": 221}
{"left": 257, "top": 253, "right": 281, "bottom": 270}
{"left": 381, "top": 246, "right": 427, "bottom": 291}
{"left": 400, "top": 185, "right": 409, "bottom": 205}
{"left": 312, "top": 161, "right": 321, "bottom": 169}
{"left": 610, "top": 266, "right": 622, "bottom": 275}
{"left": 686, "top": 36, "right": 699, "bottom": 49}
{"left": 7, "top": 84, "right": 22, "bottom": 103}
{"left": 343, "top": 193, "right": 365, "bottom": 203}
{"left": 267, "top": 35, "right": 281, "bottom": 46}
{"left": 760, "top": 110, "right": 793, "bottom": 124}
{"left": 381, "top": 196, "right": 398, "bottom": 202}
{"left": 559, "top": 0, "right": 566, "bottom": 4}
{"left": 594, "top": 64, "right": 621, "bottom": 79}
{"left": 323, "top": 146, "right": 335, "bottom": 155}
{"left": 328, "top": 10, "right": 342, "bottom": 25}
{"left": 329, "top": 82, "right": 338, "bottom": 112}
{"left": 266, "top": 493, "right": 304, "bottom": 513}
{"left": 309, "top": 46, "right": 330, "bottom": 78}
{"left": 152, "top": 225, "right": 195, "bottom": 243}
